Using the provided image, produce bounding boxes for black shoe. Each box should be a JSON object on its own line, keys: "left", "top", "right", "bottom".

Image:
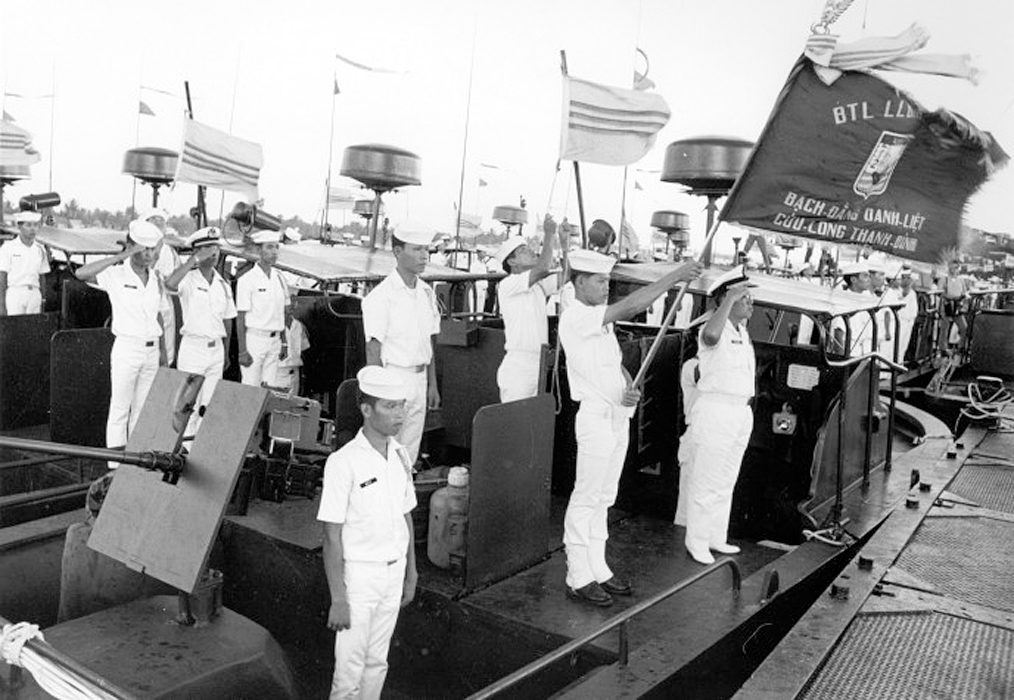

{"left": 566, "top": 582, "right": 614, "bottom": 607}
{"left": 599, "top": 576, "right": 632, "bottom": 596}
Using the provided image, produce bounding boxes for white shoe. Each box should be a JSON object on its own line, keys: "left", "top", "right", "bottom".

{"left": 710, "top": 543, "right": 741, "bottom": 555}
{"left": 686, "top": 546, "right": 715, "bottom": 565}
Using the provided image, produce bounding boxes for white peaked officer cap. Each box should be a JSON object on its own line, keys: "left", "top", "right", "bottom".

{"left": 283, "top": 226, "right": 302, "bottom": 243}
{"left": 866, "top": 260, "right": 886, "bottom": 273}
{"left": 706, "top": 264, "right": 757, "bottom": 295}
{"left": 839, "top": 260, "right": 870, "bottom": 276}
{"left": 128, "top": 219, "right": 164, "bottom": 248}
{"left": 187, "top": 226, "right": 221, "bottom": 249}
{"left": 11, "top": 210, "right": 42, "bottom": 224}
{"left": 569, "top": 249, "right": 616, "bottom": 275}
{"left": 394, "top": 220, "right": 437, "bottom": 247}
{"left": 494, "top": 237, "right": 526, "bottom": 266}
{"left": 250, "top": 229, "right": 282, "bottom": 245}
{"left": 357, "top": 365, "right": 407, "bottom": 401}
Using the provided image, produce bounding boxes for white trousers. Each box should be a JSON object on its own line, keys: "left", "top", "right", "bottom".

{"left": 564, "top": 401, "right": 630, "bottom": 589}
{"left": 241, "top": 331, "right": 281, "bottom": 388}
{"left": 161, "top": 303, "right": 177, "bottom": 366}
{"left": 5, "top": 286, "right": 41, "bottom": 315}
{"left": 674, "top": 428, "right": 694, "bottom": 527}
{"left": 176, "top": 336, "right": 225, "bottom": 439}
{"left": 331, "top": 558, "right": 406, "bottom": 700}
{"left": 685, "top": 397, "right": 753, "bottom": 553}
{"left": 385, "top": 365, "right": 428, "bottom": 466}
{"left": 496, "top": 349, "right": 540, "bottom": 403}
{"left": 106, "top": 336, "right": 160, "bottom": 453}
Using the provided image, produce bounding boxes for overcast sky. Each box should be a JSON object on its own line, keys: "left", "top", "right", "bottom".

{"left": 2, "top": 0, "right": 1011, "bottom": 255}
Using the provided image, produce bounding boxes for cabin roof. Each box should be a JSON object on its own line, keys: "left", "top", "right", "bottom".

{"left": 220, "top": 239, "right": 503, "bottom": 284}
{"left": 612, "top": 262, "right": 904, "bottom": 317}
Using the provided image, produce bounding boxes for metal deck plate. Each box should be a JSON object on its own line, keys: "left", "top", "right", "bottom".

{"left": 947, "top": 464, "right": 1014, "bottom": 514}
{"left": 801, "top": 611, "right": 1014, "bottom": 699}
{"left": 894, "top": 517, "right": 1014, "bottom": 612}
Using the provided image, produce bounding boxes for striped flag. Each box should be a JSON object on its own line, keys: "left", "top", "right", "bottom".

{"left": 175, "top": 119, "right": 263, "bottom": 199}
{"left": 560, "top": 76, "right": 670, "bottom": 166}
{"left": 0, "top": 118, "right": 41, "bottom": 167}
{"left": 327, "top": 187, "right": 356, "bottom": 209}
{"left": 139, "top": 100, "right": 155, "bottom": 116}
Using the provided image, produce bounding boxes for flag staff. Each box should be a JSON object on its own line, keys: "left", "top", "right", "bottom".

{"left": 323, "top": 72, "right": 338, "bottom": 235}
{"left": 184, "top": 81, "right": 206, "bottom": 228}
{"left": 560, "top": 50, "right": 588, "bottom": 248}
{"left": 454, "top": 15, "right": 478, "bottom": 251}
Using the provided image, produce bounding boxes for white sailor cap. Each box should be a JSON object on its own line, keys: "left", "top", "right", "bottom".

{"left": 283, "top": 226, "right": 302, "bottom": 243}
{"left": 393, "top": 220, "right": 437, "bottom": 247}
{"left": 357, "top": 365, "right": 407, "bottom": 401}
{"left": 706, "top": 264, "right": 756, "bottom": 296}
{"left": 494, "top": 237, "right": 526, "bottom": 266}
{"left": 568, "top": 249, "right": 616, "bottom": 275}
{"left": 128, "top": 219, "right": 164, "bottom": 248}
{"left": 187, "top": 226, "right": 221, "bottom": 249}
{"left": 11, "top": 210, "right": 41, "bottom": 224}
{"left": 250, "top": 229, "right": 281, "bottom": 245}
{"left": 839, "top": 260, "right": 870, "bottom": 276}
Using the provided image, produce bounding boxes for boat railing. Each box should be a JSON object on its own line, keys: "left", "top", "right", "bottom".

{"left": 465, "top": 558, "right": 743, "bottom": 700}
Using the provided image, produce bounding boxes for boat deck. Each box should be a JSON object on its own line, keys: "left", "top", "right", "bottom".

{"left": 734, "top": 415, "right": 1014, "bottom": 699}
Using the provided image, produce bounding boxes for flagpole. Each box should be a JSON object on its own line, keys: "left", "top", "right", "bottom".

{"left": 47, "top": 65, "right": 55, "bottom": 192}
{"left": 184, "top": 81, "right": 206, "bottom": 228}
{"left": 619, "top": 166, "right": 629, "bottom": 260}
{"left": 454, "top": 15, "right": 478, "bottom": 250}
{"left": 560, "top": 51, "right": 588, "bottom": 248}
{"left": 324, "top": 71, "right": 338, "bottom": 234}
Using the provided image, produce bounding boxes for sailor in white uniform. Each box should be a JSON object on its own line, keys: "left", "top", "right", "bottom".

{"left": 684, "top": 266, "right": 757, "bottom": 565}
{"left": 883, "top": 265, "right": 919, "bottom": 363}
{"left": 0, "top": 210, "right": 50, "bottom": 315}
{"left": 236, "top": 229, "right": 289, "bottom": 388}
{"left": 832, "top": 261, "right": 875, "bottom": 357}
{"left": 165, "top": 227, "right": 236, "bottom": 438}
{"left": 494, "top": 213, "right": 561, "bottom": 402}
{"left": 361, "top": 221, "right": 442, "bottom": 466}
{"left": 559, "top": 249, "right": 701, "bottom": 606}
{"left": 140, "top": 208, "right": 181, "bottom": 366}
{"left": 319, "top": 366, "right": 417, "bottom": 700}
{"left": 74, "top": 220, "right": 165, "bottom": 457}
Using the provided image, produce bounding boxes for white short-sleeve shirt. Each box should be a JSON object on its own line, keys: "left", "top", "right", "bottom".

{"left": 317, "top": 430, "right": 417, "bottom": 563}
{"left": 498, "top": 273, "right": 552, "bottom": 352}
{"left": 95, "top": 263, "right": 163, "bottom": 339}
{"left": 175, "top": 268, "right": 237, "bottom": 339}
{"left": 0, "top": 238, "right": 50, "bottom": 287}
{"left": 361, "top": 271, "right": 441, "bottom": 367}
{"left": 559, "top": 299, "right": 626, "bottom": 405}
{"left": 235, "top": 265, "right": 288, "bottom": 332}
{"left": 696, "top": 319, "right": 755, "bottom": 398}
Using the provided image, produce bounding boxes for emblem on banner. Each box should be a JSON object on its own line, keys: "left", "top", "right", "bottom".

{"left": 853, "top": 131, "right": 913, "bottom": 199}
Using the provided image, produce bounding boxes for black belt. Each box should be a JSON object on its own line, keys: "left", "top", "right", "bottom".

{"left": 145, "top": 341, "right": 155, "bottom": 347}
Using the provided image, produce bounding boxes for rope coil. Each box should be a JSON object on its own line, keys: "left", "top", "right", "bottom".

{"left": 1, "top": 621, "right": 43, "bottom": 666}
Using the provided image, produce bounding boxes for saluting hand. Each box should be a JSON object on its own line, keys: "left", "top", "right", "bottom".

{"left": 543, "top": 213, "right": 557, "bottom": 236}
{"left": 327, "top": 598, "right": 351, "bottom": 631}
